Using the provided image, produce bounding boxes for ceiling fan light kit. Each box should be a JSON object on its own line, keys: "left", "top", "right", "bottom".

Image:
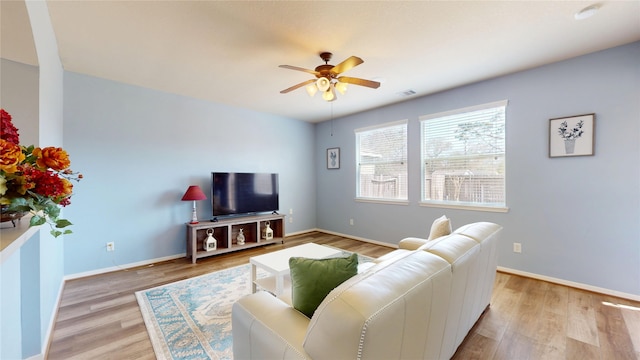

{"left": 279, "top": 52, "right": 380, "bottom": 102}
{"left": 305, "top": 83, "right": 318, "bottom": 97}
{"left": 335, "top": 82, "right": 348, "bottom": 95}
{"left": 316, "top": 77, "right": 331, "bottom": 92}
{"left": 322, "top": 87, "right": 336, "bottom": 102}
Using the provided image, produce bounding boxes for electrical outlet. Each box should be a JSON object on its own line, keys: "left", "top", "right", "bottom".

{"left": 289, "top": 216, "right": 293, "bottom": 223}
{"left": 350, "top": 218, "right": 354, "bottom": 226}
{"left": 106, "top": 242, "right": 115, "bottom": 252}
{"left": 513, "top": 242, "right": 521, "bottom": 253}
{"left": 289, "top": 208, "right": 293, "bottom": 215}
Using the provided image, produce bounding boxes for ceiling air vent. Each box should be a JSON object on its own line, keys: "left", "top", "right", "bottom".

{"left": 397, "top": 89, "right": 416, "bottom": 97}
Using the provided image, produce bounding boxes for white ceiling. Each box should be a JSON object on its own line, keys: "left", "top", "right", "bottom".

{"left": 2, "top": 1, "right": 640, "bottom": 123}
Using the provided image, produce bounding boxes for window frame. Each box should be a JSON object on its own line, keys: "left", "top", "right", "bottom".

{"left": 355, "top": 119, "right": 409, "bottom": 205}
{"left": 419, "top": 100, "right": 509, "bottom": 212}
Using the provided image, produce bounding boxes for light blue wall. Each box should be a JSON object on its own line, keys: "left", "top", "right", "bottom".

{"left": 62, "top": 72, "right": 317, "bottom": 275}
{"left": 316, "top": 42, "right": 640, "bottom": 296}
{"left": 0, "top": 253, "right": 22, "bottom": 360}
{"left": 20, "top": 235, "right": 41, "bottom": 356}
{"left": 0, "top": 58, "right": 40, "bottom": 360}
{"left": 0, "top": 59, "right": 39, "bottom": 145}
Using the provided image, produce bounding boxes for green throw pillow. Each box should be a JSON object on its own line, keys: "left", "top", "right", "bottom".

{"left": 289, "top": 253, "right": 358, "bottom": 318}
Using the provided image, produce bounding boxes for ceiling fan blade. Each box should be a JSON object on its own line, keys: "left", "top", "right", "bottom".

{"left": 330, "top": 56, "right": 364, "bottom": 75}
{"left": 279, "top": 65, "right": 320, "bottom": 76}
{"left": 280, "top": 79, "right": 316, "bottom": 94}
{"left": 338, "top": 76, "right": 381, "bottom": 89}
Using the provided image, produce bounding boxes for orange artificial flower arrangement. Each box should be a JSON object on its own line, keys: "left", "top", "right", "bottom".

{"left": 0, "top": 108, "right": 82, "bottom": 237}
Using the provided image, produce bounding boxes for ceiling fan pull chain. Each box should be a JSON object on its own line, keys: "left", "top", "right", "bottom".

{"left": 331, "top": 102, "right": 334, "bottom": 137}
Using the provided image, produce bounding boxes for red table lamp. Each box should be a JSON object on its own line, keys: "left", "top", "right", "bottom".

{"left": 181, "top": 185, "right": 207, "bottom": 224}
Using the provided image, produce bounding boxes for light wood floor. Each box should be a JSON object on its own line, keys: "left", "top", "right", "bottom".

{"left": 47, "top": 231, "right": 640, "bottom": 359}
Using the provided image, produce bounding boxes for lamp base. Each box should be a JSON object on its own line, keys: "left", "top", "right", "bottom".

{"left": 190, "top": 205, "right": 199, "bottom": 224}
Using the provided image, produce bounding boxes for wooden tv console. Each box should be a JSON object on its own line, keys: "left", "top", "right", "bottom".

{"left": 185, "top": 213, "right": 285, "bottom": 263}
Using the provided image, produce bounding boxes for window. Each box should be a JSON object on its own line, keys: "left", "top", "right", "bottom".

{"left": 420, "top": 100, "right": 507, "bottom": 211}
{"left": 355, "top": 120, "right": 408, "bottom": 202}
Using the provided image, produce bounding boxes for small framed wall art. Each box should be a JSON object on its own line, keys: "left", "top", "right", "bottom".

{"left": 549, "top": 113, "right": 595, "bottom": 158}
{"left": 327, "top": 147, "right": 340, "bottom": 169}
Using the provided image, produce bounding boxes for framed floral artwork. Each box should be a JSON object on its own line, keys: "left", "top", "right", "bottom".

{"left": 549, "top": 114, "right": 595, "bottom": 158}
{"left": 327, "top": 147, "right": 340, "bottom": 169}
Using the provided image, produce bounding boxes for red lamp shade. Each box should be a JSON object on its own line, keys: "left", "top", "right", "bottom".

{"left": 181, "top": 185, "right": 207, "bottom": 201}
{"left": 181, "top": 185, "right": 207, "bottom": 224}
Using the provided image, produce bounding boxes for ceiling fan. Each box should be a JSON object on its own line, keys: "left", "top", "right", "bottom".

{"left": 279, "top": 52, "right": 380, "bottom": 102}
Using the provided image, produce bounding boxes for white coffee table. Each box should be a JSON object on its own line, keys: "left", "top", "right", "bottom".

{"left": 249, "top": 243, "right": 343, "bottom": 296}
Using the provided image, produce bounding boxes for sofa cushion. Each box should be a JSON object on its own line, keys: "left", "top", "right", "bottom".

{"left": 428, "top": 215, "right": 452, "bottom": 240}
{"left": 372, "top": 248, "right": 411, "bottom": 263}
{"left": 303, "top": 250, "right": 452, "bottom": 360}
{"left": 289, "top": 253, "right": 358, "bottom": 318}
{"left": 453, "top": 222, "right": 502, "bottom": 244}
{"left": 422, "top": 234, "right": 478, "bottom": 265}
{"left": 397, "top": 237, "right": 429, "bottom": 250}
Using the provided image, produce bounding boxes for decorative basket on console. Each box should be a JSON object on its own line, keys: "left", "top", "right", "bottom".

{"left": 1, "top": 204, "right": 27, "bottom": 227}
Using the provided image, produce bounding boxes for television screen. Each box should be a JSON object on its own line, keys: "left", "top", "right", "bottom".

{"left": 211, "top": 172, "right": 279, "bottom": 217}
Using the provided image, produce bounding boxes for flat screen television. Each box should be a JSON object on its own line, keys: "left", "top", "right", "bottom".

{"left": 211, "top": 172, "right": 279, "bottom": 218}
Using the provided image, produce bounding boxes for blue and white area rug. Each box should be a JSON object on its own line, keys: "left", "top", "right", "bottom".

{"left": 136, "top": 264, "right": 253, "bottom": 360}
{"left": 136, "top": 251, "right": 371, "bottom": 360}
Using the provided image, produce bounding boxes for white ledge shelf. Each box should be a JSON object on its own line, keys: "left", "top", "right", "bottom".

{"left": 1, "top": 215, "right": 40, "bottom": 265}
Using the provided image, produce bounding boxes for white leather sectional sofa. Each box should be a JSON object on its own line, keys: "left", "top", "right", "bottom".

{"left": 232, "top": 222, "right": 502, "bottom": 359}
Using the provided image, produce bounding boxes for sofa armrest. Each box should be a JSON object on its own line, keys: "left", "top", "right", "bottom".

{"left": 398, "top": 237, "right": 429, "bottom": 250}
{"left": 232, "top": 291, "right": 310, "bottom": 360}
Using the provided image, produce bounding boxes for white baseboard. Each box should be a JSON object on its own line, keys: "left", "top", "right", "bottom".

{"left": 313, "top": 228, "right": 398, "bottom": 249}
{"left": 284, "top": 229, "right": 319, "bottom": 237}
{"left": 497, "top": 266, "right": 640, "bottom": 302}
{"left": 40, "top": 278, "right": 65, "bottom": 359}
{"left": 64, "top": 253, "right": 187, "bottom": 281}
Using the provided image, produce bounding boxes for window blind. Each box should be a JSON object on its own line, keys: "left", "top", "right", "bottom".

{"left": 355, "top": 120, "right": 408, "bottom": 201}
{"left": 420, "top": 101, "right": 507, "bottom": 208}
